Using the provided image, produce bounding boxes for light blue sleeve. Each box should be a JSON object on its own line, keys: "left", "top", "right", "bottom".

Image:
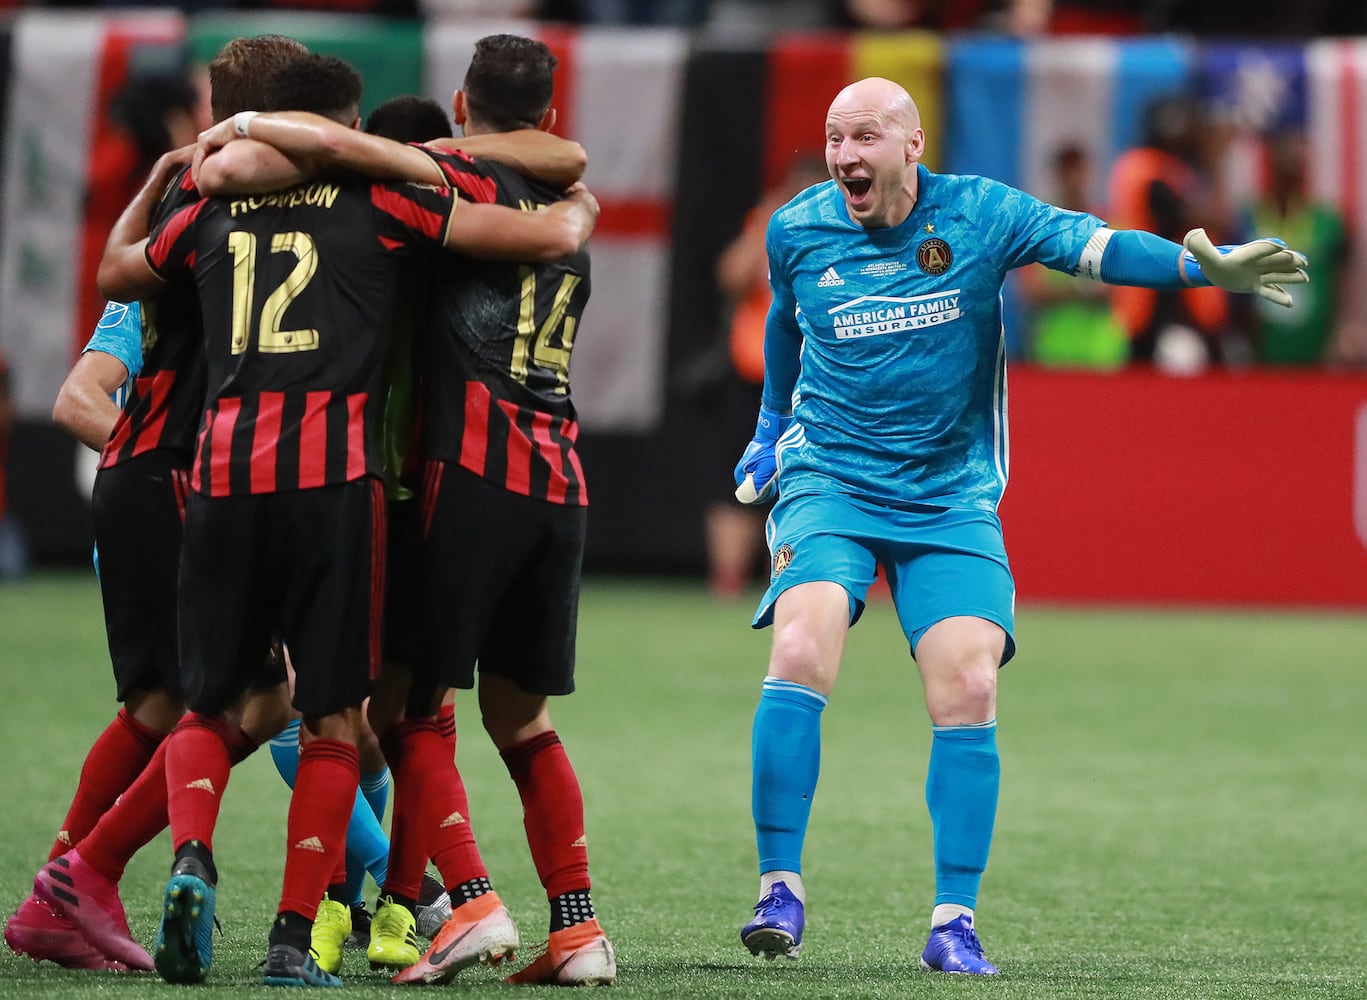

{"left": 984, "top": 178, "right": 1106, "bottom": 274}
{"left": 81, "top": 300, "right": 143, "bottom": 380}
{"left": 759, "top": 213, "right": 802, "bottom": 415}
{"left": 1100, "top": 229, "right": 1211, "bottom": 289}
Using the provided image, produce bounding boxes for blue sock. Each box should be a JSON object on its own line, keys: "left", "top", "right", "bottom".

{"left": 268, "top": 718, "right": 303, "bottom": 787}
{"left": 360, "top": 767, "right": 390, "bottom": 824}
{"left": 347, "top": 771, "right": 391, "bottom": 897}
{"left": 270, "top": 717, "right": 389, "bottom": 902}
{"left": 925, "top": 721, "right": 1000, "bottom": 909}
{"left": 752, "top": 677, "right": 827, "bottom": 874}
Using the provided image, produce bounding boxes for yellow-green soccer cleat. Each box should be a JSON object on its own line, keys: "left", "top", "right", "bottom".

{"left": 367, "top": 897, "right": 421, "bottom": 971}
{"left": 310, "top": 894, "right": 351, "bottom": 975}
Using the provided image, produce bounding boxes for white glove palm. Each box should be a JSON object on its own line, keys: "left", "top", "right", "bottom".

{"left": 1182, "top": 228, "right": 1309, "bottom": 308}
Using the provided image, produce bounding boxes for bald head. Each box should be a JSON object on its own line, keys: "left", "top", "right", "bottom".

{"left": 828, "top": 77, "right": 921, "bottom": 134}
{"left": 824, "top": 77, "right": 925, "bottom": 229}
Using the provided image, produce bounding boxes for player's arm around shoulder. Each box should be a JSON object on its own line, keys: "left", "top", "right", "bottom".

{"left": 443, "top": 181, "right": 599, "bottom": 262}
{"left": 195, "top": 111, "right": 444, "bottom": 194}
{"left": 98, "top": 146, "right": 195, "bottom": 302}
{"left": 430, "top": 131, "right": 587, "bottom": 189}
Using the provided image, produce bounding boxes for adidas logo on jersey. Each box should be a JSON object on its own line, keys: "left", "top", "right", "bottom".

{"left": 570, "top": 835, "right": 587, "bottom": 848}
{"left": 186, "top": 778, "right": 216, "bottom": 793}
{"left": 817, "top": 267, "right": 845, "bottom": 287}
{"left": 439, "top": 811, "right": 467, "bottom": 828}
{"left": 293, "top": 836, "right": 326, "bottom": 853}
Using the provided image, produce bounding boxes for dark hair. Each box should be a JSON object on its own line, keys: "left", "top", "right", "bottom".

{"left": 365, "top": 96, "right": 452, "bottom": 143}
{"left": 110, "top": 72, "right": 199, "bottom": 170}
{"left": 462, "top": 34, "right": 556, "bottom": 133}
{"left": 208, "top": 34, "right": 309, "bottom": 123}
{"left": 263, "top": 54, "right": 363, "bottom": 126}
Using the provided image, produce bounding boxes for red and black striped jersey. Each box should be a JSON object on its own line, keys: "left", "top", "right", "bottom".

{"left": 416, "top": 146, "right": 591, "bottom": 506}
{"left": 146, "top": 174, "right": 455, "bottom": 496}
{"left": 101, "top": 167, "right": 208, "bottom": 469}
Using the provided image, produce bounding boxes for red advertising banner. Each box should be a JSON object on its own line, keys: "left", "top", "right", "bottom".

{"left": 1000, "top": 367, "right": 1367, "bottom": 607}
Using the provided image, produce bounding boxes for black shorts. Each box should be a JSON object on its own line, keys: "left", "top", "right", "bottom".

{"left": 419, "top": 461, "right": 585, "bottom": 695}
{"left": 178, "top": 478, "right": 384, "bottom": 716}
{"left": 383, "top": 494, "right": 422, "bottom": 670}
{"left": 91, "top": 451, "right": 190, "bottom": 701}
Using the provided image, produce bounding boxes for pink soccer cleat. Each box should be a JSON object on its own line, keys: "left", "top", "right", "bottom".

{"left": 4, "top": 892, "right": 129, "bottom": 971}
{"left": 34, "top": 850, "right": 153, "bottom": 971}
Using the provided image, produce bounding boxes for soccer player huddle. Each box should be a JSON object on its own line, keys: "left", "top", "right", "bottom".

{"left": 6, "top": 32, "right": 610, "bottom": 988}
{"left": 6, "top": 36, "right": 1312, "bottom": 988}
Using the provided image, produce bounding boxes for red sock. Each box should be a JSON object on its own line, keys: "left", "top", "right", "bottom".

{"left": 437, "top": 699, "right": 456, "bottom": 760}
{"left": 501, "top": 731, "right": 590, "bottom": 898}
{"left": 79, "top": 740, "right": 170, "bottom": 881}
{"left": 381, "top": 779, "right": 428, "bottom": 902}
{"left": 165, "top": 713, "right": 233, "bottom": 854}
{"left": 79, "top": 725, "right": 258, "bottom": 882}
{"left": 387, "top": 719, "right": 486, "bottom": 892}
{"left": 50, "top": 708, "right": 162, "bottom": 860}
{"left": 277, "top": 738, "right": 358, "bottom": 922}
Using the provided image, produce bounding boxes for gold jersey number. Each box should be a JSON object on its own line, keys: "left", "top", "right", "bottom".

{"left": 228, "top": 231, "right": 320, "bottom": 354}
{"left": 511, "top": 265, "right": 580, "bottom": 394}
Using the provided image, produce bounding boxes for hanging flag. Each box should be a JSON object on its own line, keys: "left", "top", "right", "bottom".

{"left": 427, "top": 22, "right": 687, "bottom": 434}
{"left": 0, "top": 11, "right": 183, "bottom": 418}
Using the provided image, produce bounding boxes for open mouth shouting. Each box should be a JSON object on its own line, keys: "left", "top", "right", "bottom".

{"left": 841, "top": 176, "right": 872, "bottom": 207}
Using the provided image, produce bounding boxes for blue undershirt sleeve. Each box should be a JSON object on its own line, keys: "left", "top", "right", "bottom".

{"left": 1098, "top": 229, "right": 1211, "bottom": 290}
{"left": 759, "top": 217, "right": 802, "bottom": 414}
{"left": 760, "top": 299, "right": 802, "bottom": 414}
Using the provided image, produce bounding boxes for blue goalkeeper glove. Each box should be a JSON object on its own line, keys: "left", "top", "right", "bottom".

{"left": 733, "top": 406, "right": 793, "bottom": 505}
{"left": 1181, "top": 228, "right": 1309, "bottom": 307}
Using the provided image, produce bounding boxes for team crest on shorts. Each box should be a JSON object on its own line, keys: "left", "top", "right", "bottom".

{"left": 917, "top": 237, "right": 953, "bottom": 276}
{"left": 773, "top": 543, "right": 795, "bottom": 577}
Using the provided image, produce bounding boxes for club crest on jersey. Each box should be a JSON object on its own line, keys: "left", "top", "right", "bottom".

{"left": 773, "top": 543, "right": 795, "bottom": 577}
{"left": 917, "top": 237, "right": 953, "bottom": 276}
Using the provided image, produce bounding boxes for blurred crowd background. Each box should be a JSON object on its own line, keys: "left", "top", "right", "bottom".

{"left": 2, "top": 1, "right": 1367, "bottom": 36}
{"left": 1, "top": 2, "right": 1366, "bottom": 603}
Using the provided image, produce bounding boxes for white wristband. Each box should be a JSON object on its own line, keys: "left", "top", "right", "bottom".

{"left": 233, "top": 111, "right": 258, "bottom": 138}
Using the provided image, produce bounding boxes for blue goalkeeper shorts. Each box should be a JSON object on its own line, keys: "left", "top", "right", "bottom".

{"left": 752, "top": 490, "right": 1016, "bottom": 664}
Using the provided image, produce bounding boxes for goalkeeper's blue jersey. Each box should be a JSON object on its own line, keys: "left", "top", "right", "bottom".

{"left": 767, "top": 164, "right": 1104, "bottom": 511}
{"left": 82, "top": 300, "right": 143, "bottom": 407}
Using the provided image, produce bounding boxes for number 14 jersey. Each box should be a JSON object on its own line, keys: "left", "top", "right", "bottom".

{"left": 419, "top": 148, "right": 591, "bottom": 507}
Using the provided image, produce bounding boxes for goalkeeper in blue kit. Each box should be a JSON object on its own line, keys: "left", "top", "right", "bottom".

{"left": 733, "top": 77, "right": 1308, "bottom": 975}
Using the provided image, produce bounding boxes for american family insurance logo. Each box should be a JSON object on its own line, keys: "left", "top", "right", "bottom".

{"left": 827, "top": 290, "right": 961, "bottom": 340}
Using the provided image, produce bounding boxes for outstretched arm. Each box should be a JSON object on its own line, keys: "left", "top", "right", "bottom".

{"left": 430, "top": 131, "right": 587, "bottom": 188}
{"left": 443, "top": 182, "right": 598, "bottom": 262}
{"left": 1073, "top": 227, "right": 1309, "bottom": 306}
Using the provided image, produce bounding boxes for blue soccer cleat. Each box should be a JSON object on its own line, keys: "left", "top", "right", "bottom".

{"left": 154, "top": 856, "right": 217, "bottom": 984}
{"left": 261, "top": 942, "right": 344, "bottom": 987}
{"left": 741, "top": 881, "right": 804, "bottom": 960}
{"left": 919, "top": 914, "right": 999, "bottom": 975}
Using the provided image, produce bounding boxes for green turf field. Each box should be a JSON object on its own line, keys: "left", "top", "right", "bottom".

{"left": 0, "top": 572, "right": 1363, "bottom": 998}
